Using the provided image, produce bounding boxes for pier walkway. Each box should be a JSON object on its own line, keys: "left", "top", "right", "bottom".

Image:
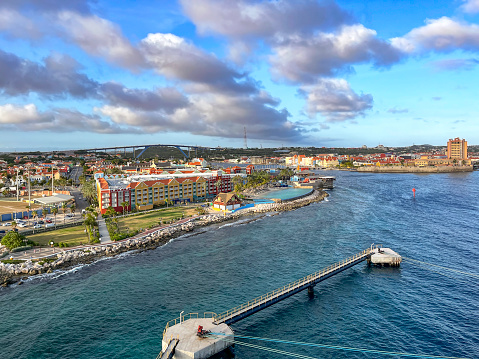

{"left": 213, "top": 247, "right": 373, "bottom": 325}
{"left": 159, "top": 245, "right": 402, "bottom": 358}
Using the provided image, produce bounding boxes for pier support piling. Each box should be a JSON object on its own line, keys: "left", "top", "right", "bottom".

{"left": 308, "top": 286, "right": 314, "bottom": 298}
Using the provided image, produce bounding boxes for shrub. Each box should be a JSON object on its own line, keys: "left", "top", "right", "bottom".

{"left": 1, "top": 232, "right": 27, "bottom": 250}
{"left": 1, "top": 259, "right": 25, "bottom": 264}
{"left": 11, "top": 245, "right": 33, "bottom": 253}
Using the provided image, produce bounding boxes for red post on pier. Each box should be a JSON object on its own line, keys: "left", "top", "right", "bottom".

{"left": 412, "top": 188, "right": 416, "bottom": 198}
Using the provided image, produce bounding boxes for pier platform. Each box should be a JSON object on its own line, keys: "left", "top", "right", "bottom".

{"left": 370, "top": 247, "right": 402, "bottom": 266}
{"left": 162, "top": 318, "right": 233, "bottom": 359}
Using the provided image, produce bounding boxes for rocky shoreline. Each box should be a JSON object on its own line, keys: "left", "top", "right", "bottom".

{"left": 0, "top": 189, "right": 328, "bottom": 287}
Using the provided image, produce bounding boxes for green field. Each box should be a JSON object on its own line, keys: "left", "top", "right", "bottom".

{"left": 28, "top": 225, "right": 89, "bottom": 247}
{"left": 118, "top": 207, "right": 197, "bottom": 232}
{"left": 25, "top": 206, "right": 198, "bottom": 247}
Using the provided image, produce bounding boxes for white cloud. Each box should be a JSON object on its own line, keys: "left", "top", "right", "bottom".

{"left": 430, "top": 58, "right": 479, "bottom": 71}
{"left": 391, "top": 17, "right": 479, "bottom": 53}
{"left": 0, "top": 103, "right": 137, "bottom": 133}
{"left": 97, "top": 90, "right": 303, "bottom": 141}
{"left": 180, "top": 0, "right": 350, "bottom": 39}
{"left": 0, "top": 8, "right": 40, "bottom": 38}
{"left": 141, "top": 33, "right": 257, "bottom": 94}
{"left": 56, "top": 11, "right": 144, "bottom": 69}
{"left": 461, "top": 0, "right": 479, "bottom": 13}
{"left": 271, "top": 24, "right": 403, "bottom": 82}
{"left": 0, "top": 104, "right": 42, "bottom": 124}
{"left": 302, "top": 79, "right": 373, "bottom": 122}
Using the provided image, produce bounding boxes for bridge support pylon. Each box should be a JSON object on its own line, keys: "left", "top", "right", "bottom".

{"left": 307, "top": 286, "right": 314, "bottom": 298}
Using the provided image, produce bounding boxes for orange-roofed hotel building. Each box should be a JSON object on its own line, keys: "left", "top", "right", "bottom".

{"left": 95, "top": 169, "right": 246, "bottom": 214}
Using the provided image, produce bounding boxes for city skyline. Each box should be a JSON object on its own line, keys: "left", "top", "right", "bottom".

{"left": 1, "top": 0, "right": 479, "bottom": 151}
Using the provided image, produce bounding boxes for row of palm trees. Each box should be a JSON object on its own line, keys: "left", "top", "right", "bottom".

{"left": 24, "top": 201, "right": 76, "bottom": 229}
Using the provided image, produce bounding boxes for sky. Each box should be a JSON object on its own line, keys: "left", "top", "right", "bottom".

{"left": 0, "top": 0, "right": 478, "bottom": 151}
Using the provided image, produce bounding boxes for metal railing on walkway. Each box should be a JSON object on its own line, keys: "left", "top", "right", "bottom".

{"left": 213, "top": 247, "right": 375, "bottom": 325}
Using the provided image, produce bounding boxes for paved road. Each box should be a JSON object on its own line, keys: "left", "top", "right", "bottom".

{"left": 67, "top": 166, "right": 83, "bottom": 185}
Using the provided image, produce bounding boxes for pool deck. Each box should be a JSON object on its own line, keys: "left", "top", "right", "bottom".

{"left": 254, "top": 187, "right": 314, "bottom": 202}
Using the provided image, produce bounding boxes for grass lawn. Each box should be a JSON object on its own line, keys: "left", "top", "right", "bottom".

{"left": 118, "top": 206, "right": 197, "bottom": 232}
{"left": 28, "top": 225, "right": 89, "bottom": 247}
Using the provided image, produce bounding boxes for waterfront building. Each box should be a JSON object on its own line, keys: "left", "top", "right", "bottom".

{"left": 95, "top": 170, "right": 242, "bottom": 214}
{"left": 213, "top": 193, "right": 242, "bottom": 211}
{"left": 447, "top": 137, "right": 468, "bottom": 160}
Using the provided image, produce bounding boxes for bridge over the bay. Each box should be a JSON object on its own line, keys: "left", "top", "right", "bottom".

{"left": 70, "top": 143, "right": 223, "bottom": 159}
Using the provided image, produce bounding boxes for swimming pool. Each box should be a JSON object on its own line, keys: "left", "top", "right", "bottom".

{"left": 256, "top": 187, "right": 313, "bottom": 201}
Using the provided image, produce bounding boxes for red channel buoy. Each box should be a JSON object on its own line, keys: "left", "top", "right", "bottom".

{"left": 412, "top": 188, "right": 416, "bottom": 198}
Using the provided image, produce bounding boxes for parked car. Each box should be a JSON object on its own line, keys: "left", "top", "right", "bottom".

{"left": 45, "top": 223, "right": 55, "bottom": 228}
{"left": 17, "top": 223, "right": 27, "bottom": 228}
{"left": 0, "top": 230, "right": 5, "bottom": 234}
{"left": 33, "top": 224, "right": 42, "bottom": 229}
{"left": 45, "top": 219, "right": 52, "bottom": 223}
{"left": 2, "top": 222, "right": 12, "bottom": 227}
{"left": 37, "top": 220, "right": 45, "bottom": 224}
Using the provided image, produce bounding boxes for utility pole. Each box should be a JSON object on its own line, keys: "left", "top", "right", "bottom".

{"left": 244, "top": 127, "right": 247, "bottom": 149}
{"left": 16, "top": 168, "right": 19, "bottom": 202}
{"left": 52, "top": 165, "right": 55, "bottom": 195}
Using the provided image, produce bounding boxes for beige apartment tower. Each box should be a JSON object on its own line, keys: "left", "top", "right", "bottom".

{"left": 447, "top": 137, "right": 467, "bottom": 159}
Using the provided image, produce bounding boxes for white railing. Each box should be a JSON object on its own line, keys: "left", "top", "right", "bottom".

{"left": 214, "top": 248, "right": 374, "bottom": 323}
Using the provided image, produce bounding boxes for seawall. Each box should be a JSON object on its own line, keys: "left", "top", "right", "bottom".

{"left": 356, "top": 165, "right": 473, "bottom": 173}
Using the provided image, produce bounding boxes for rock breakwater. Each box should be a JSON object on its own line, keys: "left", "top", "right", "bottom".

{"left": 0, "top": 190, "right": 328, "bottom": 287}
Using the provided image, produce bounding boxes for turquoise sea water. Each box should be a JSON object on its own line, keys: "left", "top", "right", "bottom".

{"left": 1, "top": 171, "right": 478, "bottom": 358}
{"left": 258, "top": 187, "right": 312, "bottom": 200}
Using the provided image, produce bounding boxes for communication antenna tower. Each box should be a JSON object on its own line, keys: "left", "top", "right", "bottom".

{"left": 244, "top": 126, "right": 248, "bottom": 149}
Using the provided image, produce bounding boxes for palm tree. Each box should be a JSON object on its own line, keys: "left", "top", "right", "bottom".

{"left": 104, "top": 206, "right": 117, "bottom": 218}
{"left": 215, "top": 179, "right": 223, "bottom": 194}
{"left": 202, "top": 182, "right": 207, "bottom": 200}
{"left": 51, "top": 207, "right": 58, "bottom": 228}
{"left": 84, "top": 212, "right": 98, "bottom": 243}
{"left": 11, "top": 221, "right": 17, "bottom": 232}
{"left": 42, "top": 207, "right": 48, "bottom": 219}
{"left": 61, "top": 202, "right": 67, "bottom": 223}
{"left": 26, "top": 205, "right": 31, "bottom": 225}
{"left": 120, "top": 201, "right": 129, "bottom": 216}
{"left": 70, "top": 204, "right": 76, "bottom": 215}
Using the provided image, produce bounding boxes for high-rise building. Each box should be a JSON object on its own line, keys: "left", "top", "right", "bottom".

{"left": 447, "top": 138, "right": 467, "bottom": 159}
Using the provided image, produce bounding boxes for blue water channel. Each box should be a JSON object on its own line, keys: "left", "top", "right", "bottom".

{"left": 1, "top": 171, "right": 478, "bottom": 358}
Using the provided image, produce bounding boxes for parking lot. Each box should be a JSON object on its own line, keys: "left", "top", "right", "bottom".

{"left": 0, "top": 212, "right": 81, "bottom": 233}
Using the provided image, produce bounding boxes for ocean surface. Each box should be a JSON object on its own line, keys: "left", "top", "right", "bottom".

{"left": 1, "top": 171, "right": 478, "bottom": 359}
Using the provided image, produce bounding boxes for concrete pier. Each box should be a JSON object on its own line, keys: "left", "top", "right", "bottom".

{"left": 369, "top": 247, "right": 402, "bottom": 266}
{"left": 162, "top": 318, "right": 233, "bottom": 359}
{"left": 158, "top": 245, "right": 401, "bottom": 358}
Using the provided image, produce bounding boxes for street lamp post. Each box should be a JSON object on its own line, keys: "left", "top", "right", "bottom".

{"left": 16, "top": 168, "right": 20, "bottom": 202}
{"left": 51, "top": 165, "right": 55, "bottom": 195}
